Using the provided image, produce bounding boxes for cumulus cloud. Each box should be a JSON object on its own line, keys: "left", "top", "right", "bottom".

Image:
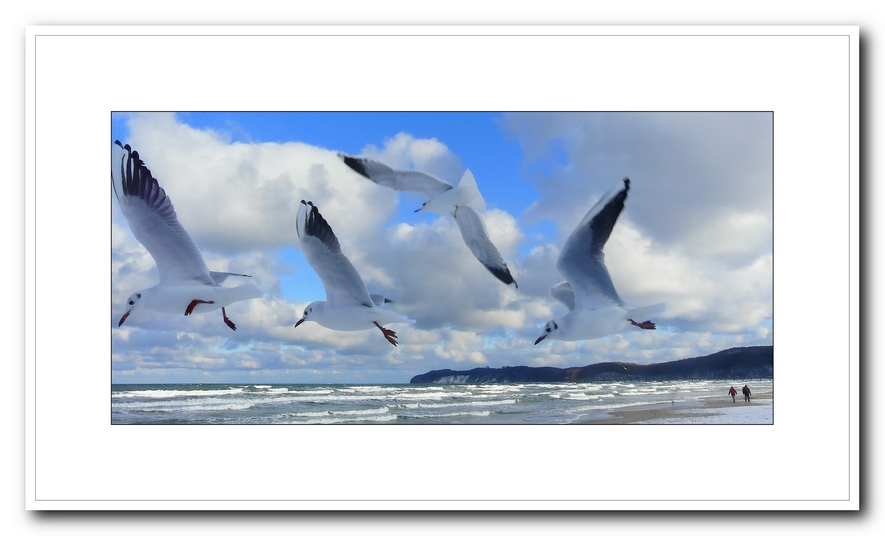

{"left": 112, "top": 112, "right": 773, "bottom": 383}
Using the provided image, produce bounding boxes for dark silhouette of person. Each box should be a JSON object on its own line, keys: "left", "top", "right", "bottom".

{"left": 742, "top": 384, "right": 751, "bottom": 402}
{"left": 728, "top": 386, "right": 737, "bottom": 403}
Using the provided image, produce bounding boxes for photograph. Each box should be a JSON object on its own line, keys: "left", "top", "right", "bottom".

{"left": 111, "top": 111, "right": 773, "bottom": 425}
{"left": 26, "top": 26, "right": 857, "bottom": 511}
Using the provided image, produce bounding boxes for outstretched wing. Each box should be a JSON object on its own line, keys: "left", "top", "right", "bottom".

{"left": 112, "top": 141, "right": 214, "bottom": 286}
{"left": 338, "top": 153, "right": 453, "bottom": 198}
{"left": 557, "top": 178, "right": 631, "bottom": 310}
{"left": 296, "top": 200, "right": 374, "bottom": 307}
{"left": 548, "top": 281, "right": 576, "bottom": 311}
{"left": 452, "top": 205, "right": 517, "bottom": 287}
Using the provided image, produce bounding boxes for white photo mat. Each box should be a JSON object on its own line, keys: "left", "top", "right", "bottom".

{"left": 25, "top": 26, "right": 859, "bottom": 510}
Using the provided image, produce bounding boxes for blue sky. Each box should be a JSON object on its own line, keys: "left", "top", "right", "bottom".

{"left": 111, "top": 111, "right": 772, "bottom": 384}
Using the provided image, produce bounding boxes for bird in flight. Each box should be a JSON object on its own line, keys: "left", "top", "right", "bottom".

{"left": 294, "top": 200, "right": 413, "bottom": 346}
{"left": 338, "top": 154, "right": 517, "bottom": 288}
{"left": 112, "top": 141, "right": 262, "bottom": 331}
{"left": 534, "top": 178, "right": 664, "bottom": 345}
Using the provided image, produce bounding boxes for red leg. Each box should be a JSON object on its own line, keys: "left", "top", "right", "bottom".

{"left": 628, "top": 319, "right": 656, "bottom": 330}
{"left": 374, "top": 321, "right": 399, "bottom": 347}
{"left": 185, "top": 299, "right": 215, "bottom": 316}
{"left": 222, "top": 307, "right": 237, "bottom": 331}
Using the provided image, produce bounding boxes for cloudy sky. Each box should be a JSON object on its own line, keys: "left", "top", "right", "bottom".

{"left": 111, "top": 111, "right": 772, "bottom": 384}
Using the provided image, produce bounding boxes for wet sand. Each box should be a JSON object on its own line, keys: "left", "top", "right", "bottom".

{"left": 579, "top": 392, "right": 773, "bottom": 424}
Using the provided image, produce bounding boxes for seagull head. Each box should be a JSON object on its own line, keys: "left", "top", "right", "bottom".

{"left": 118, "top": 291, "right": 144, "bottom": 327}
{"left": 294, "top": 301, "right": 323, "bottom": 328}
{"left": 534, "top": 320, "right": 560, "bottom": 345}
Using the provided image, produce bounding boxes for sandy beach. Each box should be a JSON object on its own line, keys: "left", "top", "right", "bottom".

{"left": 580, "top": 391, "right": 773, "bottom": 424}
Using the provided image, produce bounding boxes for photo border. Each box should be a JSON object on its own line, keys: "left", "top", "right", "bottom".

{"left": 25, "top": 26, "right": 859, "bottom": 510}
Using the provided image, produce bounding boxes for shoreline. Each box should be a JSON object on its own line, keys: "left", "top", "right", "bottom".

{"left": 578, "top": 392, "right": 773, "bottom": 424}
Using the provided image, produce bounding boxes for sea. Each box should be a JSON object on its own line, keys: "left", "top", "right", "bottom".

{"left": 111, "top": 379, "right": 772, "bottom": 424}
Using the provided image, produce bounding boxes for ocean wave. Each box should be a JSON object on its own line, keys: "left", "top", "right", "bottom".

{"left": 112, "top": 387, "right": 244, "bottom": 399}
{"left": 287, "top": 414, "right": 398, "bottom": 424}
{"left": 114, "top": 397, "right": 254, "bottom": 410}
{"left": 285, "top": 389, "right": 334, "bottom": 396}
{"left": 410, "top": 411, "right": 492, "bottom": 419}
{"left": 287, "top": 407, "right": 390, "bottom": 418}
{"left": 135, "top": 402, "right": 255, "bottom": 412}
{"left": 399, "top": 398, "right": 517, "bottom": 409}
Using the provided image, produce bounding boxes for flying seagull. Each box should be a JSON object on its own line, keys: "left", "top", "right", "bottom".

{"left": 337, "top": 154, "right": 517, "bottom": 288}
{"left": 112, "top": 141, "right": 262, "bottom": 331}
{"left": 534, "top": 178, "right": 665, "bottom": 345}
{"left": 294, "top": 200, "right": 413, "bottom": 346}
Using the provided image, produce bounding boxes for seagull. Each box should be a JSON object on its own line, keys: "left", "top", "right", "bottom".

{"left": 337, "top": 154, "right": 517, "bottom": 288}
{"left": 112, "top": 141, "right": 262, "bottom": 331}
{"left": 534, "top": 178, "right": 665, "bottom": 345}
{"left": 294, "top": 200, "right": 413, "bottom": 346}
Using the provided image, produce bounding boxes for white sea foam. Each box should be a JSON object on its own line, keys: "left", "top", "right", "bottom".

{"left": 399, "top": 398, "right": 517, "bottom": 409}
{"left": 569, "top": 399, "right": 689, "bottom": 414}
{"left": 393, "top": 391, "right": 471, "bottom": 400}
{"left": 112, "top": 388, "right": 243, "bottom": 399}
{"left": 286, "top": 389, "right": 334, "bottom": 396}
{"left": 138, "top": 402, "right": 255, "bottom": 412}
{"left": 116, "top": 397, "right": 255, "bottom": 411}
{"left": 291, "top": 414, "right": 398, "bottom": 424}
{"left": 413, "top": 411, "right": 492, "bottom": 418}
{"left": 288, "top": 407, "right": 390, "bottom": 418}
{"left": 641, "top": 400, "right": 773, "bottom": 424}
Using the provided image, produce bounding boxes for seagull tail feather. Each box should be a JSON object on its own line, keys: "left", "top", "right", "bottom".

{"left": 456, "top": 169, "right": 487, "bottom": 212}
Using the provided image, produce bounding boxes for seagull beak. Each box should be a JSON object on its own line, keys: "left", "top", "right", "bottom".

{"left": 294, "top": 317, "right": 306, "bottom": 328}
{"left": 118, "top": 310, "right": 131, "bottom": 327}
{"left": 534, "top": 334, "right": 546, "bottom": 345}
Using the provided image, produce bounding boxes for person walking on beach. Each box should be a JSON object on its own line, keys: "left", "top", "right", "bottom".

{"left": 742, "top": 384, "right": 751, "bottom": 402}
{"left": 728, "top": 386, "right": 737, "bottom": 403}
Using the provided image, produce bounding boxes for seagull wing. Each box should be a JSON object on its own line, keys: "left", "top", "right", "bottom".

{"left": 296, "top": 200, "right": 375, "bottom": 307}
{"left": 112, "top": 141, "right": 214, "bottom": 286}
{"left": 209, "top": 271, "right": 253, "bottom": 285}
{"left": 548, "top": 281, "right": 576, "bottom": 311}
{"left": 453, "top": 205, "right": 517, "bottom": 287}
{"left": 338, "top": 153, "right": 453, "bottom": 198}
{"left": 556, "top": 178, "right": 631, "bottom": 310}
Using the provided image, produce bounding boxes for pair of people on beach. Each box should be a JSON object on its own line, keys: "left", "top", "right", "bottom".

{"left": 728, "top": 385, "right": 751, "bottom": 403}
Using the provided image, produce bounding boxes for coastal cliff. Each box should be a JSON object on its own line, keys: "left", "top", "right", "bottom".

{"left": 409, "top": 345, "right": 773, "bottom": 384}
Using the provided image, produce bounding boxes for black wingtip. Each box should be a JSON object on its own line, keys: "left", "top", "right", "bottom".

{"left": 339, "top": 154, "right": 371, "bottom": 179}
{"left": 486, "top": 264, "right": 517, "bottom": 287}
{"left": 302, "top": 200, "right": 338, "bottom": 247}
{"left": 623, "top": 177, "right": 631, "bottom": 190}
{"left": 114, "top": 140, "right": 132, "bottom": 155}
